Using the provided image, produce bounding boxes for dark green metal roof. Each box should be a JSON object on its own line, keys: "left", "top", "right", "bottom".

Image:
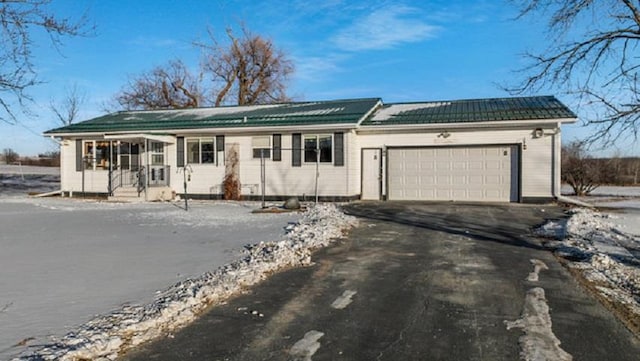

{"left": 360, "top": 96, "right": 576, "bottom": 126}
{"left": 44, "top": 96, "right": 576, "bottom": 135}
{"left": 45, "top": 98, "right": 381, "bottom": 134}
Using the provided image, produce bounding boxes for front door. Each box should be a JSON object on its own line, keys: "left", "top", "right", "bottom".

{"left": 361, "top": 148, "right": 382, "bottom": 200}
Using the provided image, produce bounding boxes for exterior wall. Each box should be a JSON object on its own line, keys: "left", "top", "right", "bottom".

{"left": 59, "top": 137, "right": 109, "bottom": 194}
{"left": 180, "top": 131, "right": 353, "bottom": 199}
{"left": 56, "top": 125, "right": 561, "bottom": 202}
{"left": 356, "top": 126, "right": 560, "bottom": 201}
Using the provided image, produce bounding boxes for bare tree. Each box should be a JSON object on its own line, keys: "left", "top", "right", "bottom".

{"left": 115, "top": 59, "right": 202, "bottom": 110}
{"left": 50, "top": 83, "right": 86, "bottom": 125}
{"left": 198, "top": 27, "right": 294, "bottom": 106}
{"left": 2, "top": 148, "right": 19, "bottom": 164}
{"left": 0, "top": 0, "right": 90, "bottom": 124}
{"left": 509, "top": 1, "right": 640, "bottom": 145}
{"left": 562, "top": 141, "right": 613, "bottom": 196}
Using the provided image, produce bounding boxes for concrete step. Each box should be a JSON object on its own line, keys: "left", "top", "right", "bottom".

{"left": 109, "top": 187, "right": 142, "bottom": 202}
{"left": 109, "top": 186, "right": 174, "bottom": 202}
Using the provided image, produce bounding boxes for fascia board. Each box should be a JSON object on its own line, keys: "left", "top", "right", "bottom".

{"left": 43, "top": 123, "right": 359, "bottom": 138}
{"left": 356, "top": 99, "right": 384, "bottom": 126}
{"left": 356, "top": 117, "right": 577, "bottom": 133}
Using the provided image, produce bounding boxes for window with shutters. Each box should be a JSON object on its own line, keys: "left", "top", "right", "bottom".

{"left": 186, "top": 138, "right": 215, "bottom": 164}
{"left": 304, "top": 135, "right": 332, "bottom": 163}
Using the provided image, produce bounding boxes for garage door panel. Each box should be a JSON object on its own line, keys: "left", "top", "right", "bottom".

{"left": 388, "top": 146, "right": 518, "bottom": 202}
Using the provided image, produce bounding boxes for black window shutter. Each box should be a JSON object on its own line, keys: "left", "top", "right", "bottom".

{"left": 273, "top": 134, "right": 282, "bottom": 161}
{"left": 216, "top": 135, "right": 225, "bottom": 152}
{"left": 75, "top": 139, "right": 83, "bottom": 171}
{"left": 334, "top": 132, "right": 344, "bottom": 166}
{"left": 176, "top": 137, "right": 185, "bottom": 167}
{"left": 216, "top": 135, "right": 225, "bottom": 166}
{"left": 292, "top": 133, "right": 301, "bottom": 167}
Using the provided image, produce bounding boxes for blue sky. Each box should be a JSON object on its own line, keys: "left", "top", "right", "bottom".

{"left": 2, "top": 0, "right": 637, "bottom": 156}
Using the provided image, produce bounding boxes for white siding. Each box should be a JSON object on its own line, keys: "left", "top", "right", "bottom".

{"left": 59, "top": 138, "right": 109, "bottom": 194}
{"left": 172, "top": 132, "right": 353, "bottom": 198}
{"left": 57, "top": 125, "right": 560, "bottom": 201}
{"left": 357, "top": 127, "right": 558, "bottom": 200}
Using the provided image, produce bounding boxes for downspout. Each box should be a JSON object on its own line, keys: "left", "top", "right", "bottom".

{"left": 551, "top": 124, "right": 559, "bottom": 200}
{"left": 145, "top": 138, "right": 149, "bottom": 201}
{"left": 551, "top": 123, "right": 593, "bottom": 208}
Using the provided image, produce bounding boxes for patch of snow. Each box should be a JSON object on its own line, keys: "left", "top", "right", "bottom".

{"left": 330, "top": 290, "right": 357, "bottom": 309}
{"left": 126, "top": 103, "right": 283, "bottom": 121}
{"left": 370, "top": 102, "right": 451, "bottom": 121}
{"left": 289, "top": 330, "right": 324, "bottom": 361}
{"left": 535, "top": 208, "right": 640, "bottom": 326}
{"left": 561, "top": 185, "right": 640, "bottom": 197}
{"left": 506, "top": 287, "right": 573, "bottom": 361}
{"left": 527, "top": 259, "right": 549, "bottom": 282}
{"left": 0, "top": 173, "right": 60, "bottom": 197}
{"left": 10, "top": 203, "right": 356, "bottom": 361}
{"left": 279, "top": 107, "right": 345, "bottom": 117}
{"left": 0, "top": 165, "right": 60, "bottom": 175}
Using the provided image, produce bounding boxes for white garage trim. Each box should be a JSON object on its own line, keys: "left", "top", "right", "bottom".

{"left": 386, "top": 145, "right": 520, "bottom": 202}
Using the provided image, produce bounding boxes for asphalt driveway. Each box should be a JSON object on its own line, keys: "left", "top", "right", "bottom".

{"left": 119, "top": 202, "right": 640, "bottom": 361}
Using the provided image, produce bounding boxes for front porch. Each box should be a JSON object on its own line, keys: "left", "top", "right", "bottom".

{"left": 79, "top": 134, "right": 175, "bottom": 201}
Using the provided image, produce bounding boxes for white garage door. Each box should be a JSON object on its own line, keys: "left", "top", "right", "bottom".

{"left": 388, "top": 146, "right": 518, "bottom": 202}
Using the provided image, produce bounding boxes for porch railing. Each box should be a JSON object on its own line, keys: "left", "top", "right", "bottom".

{"left": 109, "top": 167, "right": 147, "bottom": 196}
{"left": 148, "top": 165, "right": 170, "bottom": 188}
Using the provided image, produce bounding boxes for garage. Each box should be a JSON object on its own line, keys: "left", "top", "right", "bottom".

{"left": 387, "top": 146, "right": 519, "bottom": 202}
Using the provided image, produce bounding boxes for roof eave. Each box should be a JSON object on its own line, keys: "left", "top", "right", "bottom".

{"left": 357, "top": 117, "right": 577, "bottom": 132}
{"left": 43, "top": 122, "right": 360, "bottom": 138}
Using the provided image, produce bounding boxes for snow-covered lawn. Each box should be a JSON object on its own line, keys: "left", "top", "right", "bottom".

{"left": 0, "top": 165, "right": 59, "bottom": 176}
{"left": 561, "top": 185, "right": 640, "bottom": 198}
{"left": 0, "top": 193, "right": 356, "bottom": 360}
{"left": 560, "top": 185, "right": 640, "bottom": 235}
{"left": 536, "top": 207, "right": 640, "bottom": 335}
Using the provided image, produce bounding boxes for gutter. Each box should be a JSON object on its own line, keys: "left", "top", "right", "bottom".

{"left": 43, "top": 123, "right": 360, "bottom": 138}
{"left": 356, "top": 117, "right": 578, "bottom": 133}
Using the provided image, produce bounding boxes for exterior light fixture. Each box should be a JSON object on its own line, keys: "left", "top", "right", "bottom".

{"left": 532, "top": 128, "right": 544, "bottom": 138}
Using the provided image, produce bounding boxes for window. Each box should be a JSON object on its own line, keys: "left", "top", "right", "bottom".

{"left": 252, "top": 136, "right": 271, "bottom": 159}
{"left": 83, "top": 140, "right": 112, "bottom": 170}
{"left": 186, "top": 138, "right": 215, "bottom": 164}
{"left": 187, "top": 139, "right": 199, "bottom": 164}
{"left": 119, "top": 142, "right": 130, "bottom": 170}
{"left": 304, "top": 135, "right": 332, "bottom": 163}
{"left": 84, "top": 141, "right": 94, "bottom": 169}
{"left": 201, "top": 140, "right": 214, "bottom": 163}
{"left": 150, "top": 141, "right": 164, "bottom": 166}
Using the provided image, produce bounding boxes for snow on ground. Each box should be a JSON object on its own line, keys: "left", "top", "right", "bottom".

{"left": 1, "top": 165, "right": 60, "bottom": 197}
{"left": 16, "top": 202, "right": 354, "bottom": 361}
{"left": 560, "top": 185, "right": 640, "bottom": 236}
{"left": 1, "top": 193, "right": 356, "bottom": 361}
{"left": 536, "top": 208, "right": 640, "bottom": 332}
{"left": 561, "top": 185, "right": 640, "bottom": 197}
{"left": 0, "top": 165, "right": 60, "bottom": 176}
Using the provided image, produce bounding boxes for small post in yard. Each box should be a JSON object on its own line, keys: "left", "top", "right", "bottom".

{"left": 315, "top": 147, "right": 319, "bottom": 203}
{"left": 260, "top": 148, "right": 266, "bottom": 208}
{"left": 82, "top": 156, "right": 86, "bottom": 198}
{"left": 181, "top": 165, "right": 192, "bottom": 211}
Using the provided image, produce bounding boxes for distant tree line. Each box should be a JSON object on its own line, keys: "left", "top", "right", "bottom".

{"left": 2, "top": 148, "right": 60, "bottom": 167}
